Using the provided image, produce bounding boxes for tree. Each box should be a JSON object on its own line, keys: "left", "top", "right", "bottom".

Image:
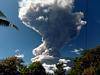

{"left": 68, "top": 46, "right": 100, "bottom": 75}
{"left": 0, "top": 11, "right": 6, "bottom": 17}
{"left": 0, "top": 10, "right": 19, "bottom": 30}
{"left": 0, "top": 56, "right": 23, "bottom": 75}
{"left": 54, "top": 63, "right": 66, "bottom": 75}
{"left": 28, "top": 61, "right": 46, "bottom": 75}
{"left": 18, "top": 65, "right": 29, "bottom": 75}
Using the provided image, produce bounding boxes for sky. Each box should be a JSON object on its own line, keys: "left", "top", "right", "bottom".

{"left": 0, "top": 0, "right": 100, "bottom": 64}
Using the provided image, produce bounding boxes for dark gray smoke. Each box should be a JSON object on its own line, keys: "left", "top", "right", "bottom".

{"left": 19, "top": 0, "right": 86, "bottom": 74}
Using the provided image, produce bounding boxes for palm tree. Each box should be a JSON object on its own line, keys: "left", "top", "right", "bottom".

{"left": 0, "top": 10, "right": 19, "bottom": 30}
{"left": 0, "top": 11, "right": 6, "bottom": 17}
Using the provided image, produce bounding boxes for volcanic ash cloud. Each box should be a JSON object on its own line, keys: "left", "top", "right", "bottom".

{"left": 19, "top": 0, "right": 86, "bottom": 73}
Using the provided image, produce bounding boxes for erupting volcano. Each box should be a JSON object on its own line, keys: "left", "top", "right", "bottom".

{"left": 18, "top": 0, "right": 86, "bottom": 73}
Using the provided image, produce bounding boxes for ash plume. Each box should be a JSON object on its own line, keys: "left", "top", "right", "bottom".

{"left": 18, "top": 0, "right": 86, "bottom": 74}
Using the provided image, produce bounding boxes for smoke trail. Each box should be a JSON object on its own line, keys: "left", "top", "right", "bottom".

{"left": 18, "top": 0, "right": 86, "bottom": 74}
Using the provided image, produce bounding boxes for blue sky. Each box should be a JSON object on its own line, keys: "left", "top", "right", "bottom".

{"left": 0, "top": 0, "right": 100, "bottom": 64}
{"left": 0, "top": 0, "right": 42, "bottom": 63}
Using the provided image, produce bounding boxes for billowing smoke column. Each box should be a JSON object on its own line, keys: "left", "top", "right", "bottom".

{"left": 19, "top": 0, "right": 86, "bottom": 73}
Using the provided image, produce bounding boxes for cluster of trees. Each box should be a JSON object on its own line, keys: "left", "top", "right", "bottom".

{"left": 68, "top": 46, "right": 100, "bottom": 75}
{"left": 0, "top": 46, "right": 100, "bottom": 75}
{"left": 0, "top": 56, "right": 66, "bottom": 75}
{"left": 0, "top": 56, "right": 46, "bottom": 75}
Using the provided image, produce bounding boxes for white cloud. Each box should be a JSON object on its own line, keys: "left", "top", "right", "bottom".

{"left": 63, "top": 66, "right": 71, "bottom": 71}
{"left": 36, "top": 16, "right": 48, "bottom": 21}
{"left": 42, "top": 59, "right": 71, "bottom": 74}
{"left": 15, "top": 49, "right": 24, "bottom": 58}
{"left": 71, "top": 48, "right": 84, "bottom": 54}
{"left": 15, "top": 54, "right": 24, "bottom": 58}
{"left": 59, "top": 59, "right": 70, "bottom": 64}
{"left": 42, "top": 63, "right": 57, "bottom": 74}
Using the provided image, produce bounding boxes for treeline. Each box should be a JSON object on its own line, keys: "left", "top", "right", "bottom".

{"left": 0, "top": 56, "right": 66, "bottom": 75}
{"left": 68, "top": 46, "right": 100, "bottom": 75}
{"left": 0, "top": 57, "right": 46, "bottom": 75}
{"left": 0, "top": 46, "right": 100, "bottom": 75}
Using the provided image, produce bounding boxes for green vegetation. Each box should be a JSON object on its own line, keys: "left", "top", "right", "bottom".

{"left": 0, "top": 57, "right": 46, "bottom": 75}
{"left": 68, "top": 46, "right": 100, "bottom": 75}
{"left": 28, "top": 61, "right": 46, "bottom": 75}
{"left": 0, "top": 46, "right": 100, "bottom": 75}
{"left": 0, "top": 56, "right": 22, "bottom": 75}
{"left": 54, "top": 63, "right": 66, "bottom": 75}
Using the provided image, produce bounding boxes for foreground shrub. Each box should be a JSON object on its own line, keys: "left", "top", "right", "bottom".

{"left": 68, "top": 46, "right": 100, "bottom": 75}
{"left": 28, "top": 61, "right": 46, "bottom": 75}
{"left": 0, "top": 56, "right": 23, "bottom": 75}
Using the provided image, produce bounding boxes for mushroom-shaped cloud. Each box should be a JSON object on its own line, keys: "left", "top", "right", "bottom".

{"left": 18, "top": 0, "right": 86, "bottom": 73}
